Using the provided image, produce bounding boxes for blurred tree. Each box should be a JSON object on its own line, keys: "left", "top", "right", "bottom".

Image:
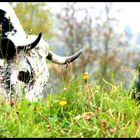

{"left": 82, "top": 3, "right": 134, "bottom": 85}
{"left": 51, "top": 2, "right": 135, "bottom": 86}
{"left": 10, "top": 2, "right": 53, "bottom": 39}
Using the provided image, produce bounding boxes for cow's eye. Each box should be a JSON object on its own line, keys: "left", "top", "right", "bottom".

{"left": 18, "top": 70, "right": 30, "bottom": 83}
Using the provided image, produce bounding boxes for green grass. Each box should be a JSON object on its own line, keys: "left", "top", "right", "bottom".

{"left": 0, "top": 76, "right": 139, "bottom": 138}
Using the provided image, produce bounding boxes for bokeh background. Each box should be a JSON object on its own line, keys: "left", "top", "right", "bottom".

{"left": 10, "top": 2, "right": 140, "bottom": 93}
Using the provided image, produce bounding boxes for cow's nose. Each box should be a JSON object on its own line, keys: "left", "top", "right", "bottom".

{"left": 18, "top": 70, "right": 30, "bottom": 83}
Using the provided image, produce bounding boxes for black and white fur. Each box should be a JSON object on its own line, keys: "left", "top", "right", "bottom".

{"left": 0, "top": 3, "right": 82, "bottom": 102}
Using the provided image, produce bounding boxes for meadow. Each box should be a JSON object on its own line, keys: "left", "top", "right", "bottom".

{"left": 0, "top": 74, "right": 139, "bottom": 138}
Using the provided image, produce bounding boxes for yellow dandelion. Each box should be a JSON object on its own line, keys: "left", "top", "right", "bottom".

{"left": 59, "top": 100, "right": 67, "bottom": 107}
{"left": 83, "top": 72, "right": 89, "bottom": 83}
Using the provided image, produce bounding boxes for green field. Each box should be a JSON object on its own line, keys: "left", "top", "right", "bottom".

{"left": 0, "top": 76, "right": 139, "bottom": 138}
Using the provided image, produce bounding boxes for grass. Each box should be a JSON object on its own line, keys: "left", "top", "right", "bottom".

{"left": 0, "top": 75, "right": 139, "bottom": 138}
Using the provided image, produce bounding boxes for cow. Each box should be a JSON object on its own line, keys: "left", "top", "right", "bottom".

{"left": 0, "top": 3, "right": 82, "bottom": 102}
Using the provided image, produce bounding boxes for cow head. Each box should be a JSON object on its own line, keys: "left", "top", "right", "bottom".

{"left": 0, "top": 3, "right": 82, "bottom": 102}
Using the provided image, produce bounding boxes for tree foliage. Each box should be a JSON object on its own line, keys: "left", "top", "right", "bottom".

{"left": 49, "top": 2, "right": 136, "bottom": 87}
{"left": 10, "top": 2, "right": 53, "bottom": 39}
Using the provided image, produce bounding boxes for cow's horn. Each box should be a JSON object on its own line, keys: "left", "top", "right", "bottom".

{"left": 17, "top": 32, "right": 42, "bottom": 51}
{"left": 46, "top": 49, "right": 82, "bottom": 65}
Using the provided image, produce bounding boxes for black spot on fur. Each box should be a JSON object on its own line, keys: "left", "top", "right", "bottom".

{"left": 0, "top": 38, "right": 16, "bottom": 60}
{"left": 0, "top": 9, "right": 17, "bottom": 37}
{"left": 18, "top": 71, "right": 30, "bottom": 83}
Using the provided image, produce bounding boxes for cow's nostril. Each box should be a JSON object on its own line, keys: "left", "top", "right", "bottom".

{"left": 18, "top": 71, "right": 30, "bottom": 83}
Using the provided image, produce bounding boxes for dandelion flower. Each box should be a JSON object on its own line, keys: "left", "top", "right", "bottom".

{"left": 83, "top": 72, "right": 89, "bottom": 83}
{"left": 59, "top": 100, "right": 67, "bottom": 107}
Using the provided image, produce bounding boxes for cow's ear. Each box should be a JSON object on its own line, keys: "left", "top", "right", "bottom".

{"left": 0, "top": 38, "right": 16, "bottom": 60}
